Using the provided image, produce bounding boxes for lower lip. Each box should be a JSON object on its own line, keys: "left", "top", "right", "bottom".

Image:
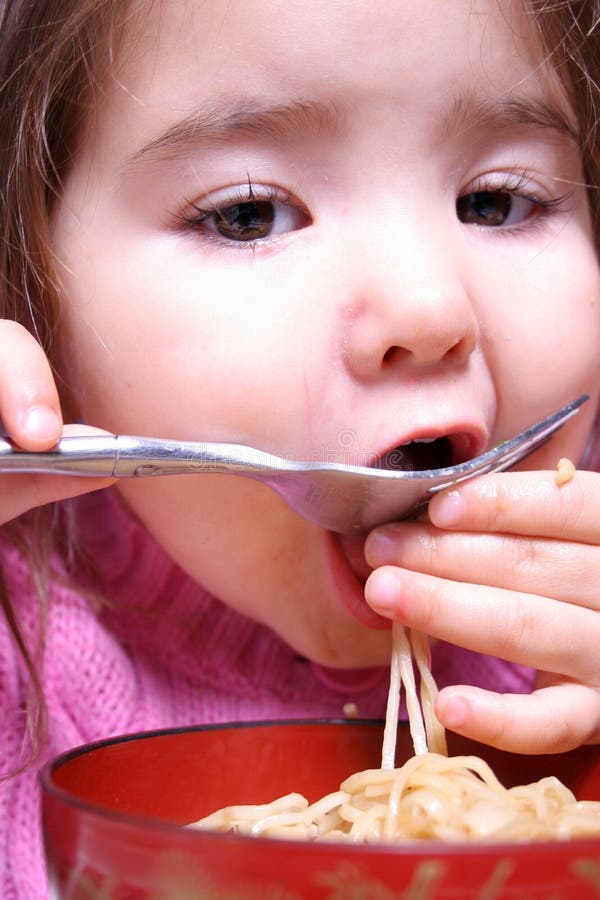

{"left": 325, "top": 532, "right": 391, "bottom": 630}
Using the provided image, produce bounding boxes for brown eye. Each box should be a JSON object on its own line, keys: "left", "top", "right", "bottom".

{"left": 456, "top": 191, "right": 512, "bottom": 226}
{"left": 190, "top": 188, "right": 311, "bottom": 245}
{"left": 456, "top": 190, "right": 538, "bottom": 228}
{"left": 213, "top": 200, "right": 276, "bottom": 241}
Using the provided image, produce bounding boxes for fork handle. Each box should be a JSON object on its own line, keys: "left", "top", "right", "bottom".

{"left": 0, "top": 434, "right": 280, "bottom": 477}
{"left": 0, "top": 434, "right": 120, "bottom": 475}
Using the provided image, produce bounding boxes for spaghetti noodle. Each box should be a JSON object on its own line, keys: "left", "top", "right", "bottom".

{"left": 190, "top": 624, "right": 600, "bottom": 843}
{"left": 556, "top": 457, "right": 576, "bottom": 485}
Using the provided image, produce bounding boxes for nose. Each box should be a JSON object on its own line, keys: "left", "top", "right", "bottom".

{"left": 340, "top": 218, "right": 479, "bottom": 379}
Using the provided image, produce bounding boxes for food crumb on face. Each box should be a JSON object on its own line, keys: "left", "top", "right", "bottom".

{"left": 555, "top": 457, "right": 576, "bottom": 486}
{"left": 343, "top": 702, "right": 358, "bottom": 718}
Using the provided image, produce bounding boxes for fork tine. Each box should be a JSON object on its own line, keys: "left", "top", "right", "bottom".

{"left": 427, "top": 394, "right": 588, "bottom": 495}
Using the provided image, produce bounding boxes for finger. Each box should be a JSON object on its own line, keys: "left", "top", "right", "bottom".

{"left": 0, "top": 472, "right": 116, "bottom": 524}
{"left": 365, "top": 522, "right": 600, "bottom": 610}
{"left": 0, "top": 320, "right": 62, "bottom": 449}
{"left": 435, "top": 682, "right": 600, "bottom": 753}
{"left": 427, "top": 469, "right": 600, "bottom": 544}
{"left": 364, "top": 565, "right": 600, "bottom": 682}
{"left": 0, "top": 424, "right": 116, "bottom": 523}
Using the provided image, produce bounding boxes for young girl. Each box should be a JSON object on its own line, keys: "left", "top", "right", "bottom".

{"left": 1, "top": 0, "right": 599, "bottom": 894}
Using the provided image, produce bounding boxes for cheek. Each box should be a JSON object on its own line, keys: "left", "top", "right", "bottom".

{"left": 117, "top": 475, "right": 314, "bottom": 605}
{"left": 60, "top": 275, "right": 271, "bottom": 439}
{"left": 55, "top": 221, "right": 335, "bottom": 450}
{"left": 480, "top": 238, "right": 600, "bottom": 406}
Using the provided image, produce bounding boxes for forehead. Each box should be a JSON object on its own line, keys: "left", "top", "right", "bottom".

{"left": 103, "top": 0, "right": 571, "bottom": 147}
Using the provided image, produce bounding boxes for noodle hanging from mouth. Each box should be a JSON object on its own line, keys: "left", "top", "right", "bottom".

{"left": 189, "top": 624, "right": 600, "bottom": 843}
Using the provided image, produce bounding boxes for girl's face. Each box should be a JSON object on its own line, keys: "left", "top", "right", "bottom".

{"left": 52, "top": 0, "right": 600, "bottom": 667}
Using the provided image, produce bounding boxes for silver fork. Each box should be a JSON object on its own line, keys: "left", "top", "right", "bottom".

{"left": 0, "top": 395, "right": 588, "bottom": 533}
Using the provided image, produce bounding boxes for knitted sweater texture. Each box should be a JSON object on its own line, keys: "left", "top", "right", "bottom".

{"left": 0, "top": 491, "right": 533, "bottom": 898}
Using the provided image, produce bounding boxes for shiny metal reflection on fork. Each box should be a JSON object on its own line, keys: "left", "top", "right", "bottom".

{"left": 0, "top": 394, "right": 589, "bottom": 533}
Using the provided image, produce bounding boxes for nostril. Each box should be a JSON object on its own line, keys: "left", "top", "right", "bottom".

{"left": 380, "top": 332, "right": 476, "bottom": 370}
{"left": 382, "top": 345, "right": 406, "bottom": 366}
{"left": 447, "top": 326, "right": 478, "bottom": 364}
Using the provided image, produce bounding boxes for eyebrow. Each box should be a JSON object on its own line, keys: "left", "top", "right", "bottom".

{"left": 441, "top": 89, "right": 579, "bottom": 144}
{"left": 124, "top": 87, "right": 579, "bottom": 174}
{"left": 126, "top": 97, "right": 344, "bottom": 166}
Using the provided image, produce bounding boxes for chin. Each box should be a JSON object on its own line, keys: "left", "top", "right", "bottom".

{"left": 283, "top": 626, "right": 393, "bottom": 670}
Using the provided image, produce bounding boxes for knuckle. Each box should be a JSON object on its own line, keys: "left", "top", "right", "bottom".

{"left": 19, "top": 375, "right": 55, "bottom": 406}
{"left": 532, "top": 684, "right": 598, "bottom": 753}
{"left": 483, "top": 700, "right": 510, "bottom": 746}
{"left": 542, "top": 705, "right": 577, "bottom": 753}
{"left": 556, "top": 477, "right": 589, "bottom": 531}
{"left": 510, "top": 536, "right": 541, "bottom": 580}
{"left": 548, "top": 717, "right": 573, "bottom": 753}
{"left": 413, "top": 575, "right": 439, "bottom": 631}
{"left": 469, "top": 478, "right": 505, "bottom": 529}
{"left": 491, "top": 594, "right": 534, "bottom": 659}
{"left": 581, "top": 691, "right": 600, "bottom": 745}
{"left": 418, "top": 527, "right": 445, "bottom": 571}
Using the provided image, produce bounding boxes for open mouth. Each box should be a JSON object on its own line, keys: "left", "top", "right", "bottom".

{"left": 371, "top": 427, "right": 480, "bottom": 473}
{"left": 374, "top": 436, "right": 454, "bottom": 472}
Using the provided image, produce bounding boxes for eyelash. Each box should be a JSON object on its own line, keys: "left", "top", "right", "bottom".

{"left": 175, "top": 168, "right": 573, "bottom": 252}
{"left": 461, "top": 170, "right": 573, "bottom": 228}
{"left": 179, "top": 182, "right": 309, "bottom": 251}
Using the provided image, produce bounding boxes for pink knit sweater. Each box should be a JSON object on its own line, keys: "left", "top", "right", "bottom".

{"left": 0, "top": 490, "right": 533, "bottom": 898}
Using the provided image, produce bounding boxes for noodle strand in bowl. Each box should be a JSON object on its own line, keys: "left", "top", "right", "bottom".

{"left": 189, "top": 624, "right": 600, "bottom": 843}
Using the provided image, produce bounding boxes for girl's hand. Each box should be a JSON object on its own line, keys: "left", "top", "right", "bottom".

{"left": 0, "top": 320, "right": 115, "bottom": 525}
{"left": 364, "top": 468, "right": 600, "bottom": 754}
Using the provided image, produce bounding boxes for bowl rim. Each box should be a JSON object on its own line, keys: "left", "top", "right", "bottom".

{"left": 40, "top": 718, "right": 600, "bottom": 858}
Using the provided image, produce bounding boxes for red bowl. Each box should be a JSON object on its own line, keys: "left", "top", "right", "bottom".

{"left": 41, "top": 720, "right": 600, "bottom": 899}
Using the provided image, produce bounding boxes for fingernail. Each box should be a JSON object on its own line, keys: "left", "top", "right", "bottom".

{"left": 22, "top": 406, "right": 61, "bottom": 440}
{"left": 430, "top": 490, "right": 464, "bottom": 527}
{"left": 364, "top": 525, "right": 403, "bottom": 565}
{"left": 364, "top": 567, "right": 402, "bottom": 614}
{"left": 441, "top": 695, "right": 469, "bottom": 728}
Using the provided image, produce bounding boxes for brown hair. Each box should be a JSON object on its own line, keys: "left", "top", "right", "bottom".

{"left": 0, "top": 0, "right": 126, "bottom": 770}
{"left": 0, "top": 0, "right": 127, "bottom": 375}
{"left": 529, "top": 1, "right": 600, "bottom": 244}
{"left": 0, "top": 0, "right": 598, "bottom": 767}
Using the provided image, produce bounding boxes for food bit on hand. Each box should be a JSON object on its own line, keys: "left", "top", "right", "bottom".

{"left": 555, "top": 457, "right": 576, "bottom": 486}
{"left": 343, "top": 702, "right": 358, "bottom": 719}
